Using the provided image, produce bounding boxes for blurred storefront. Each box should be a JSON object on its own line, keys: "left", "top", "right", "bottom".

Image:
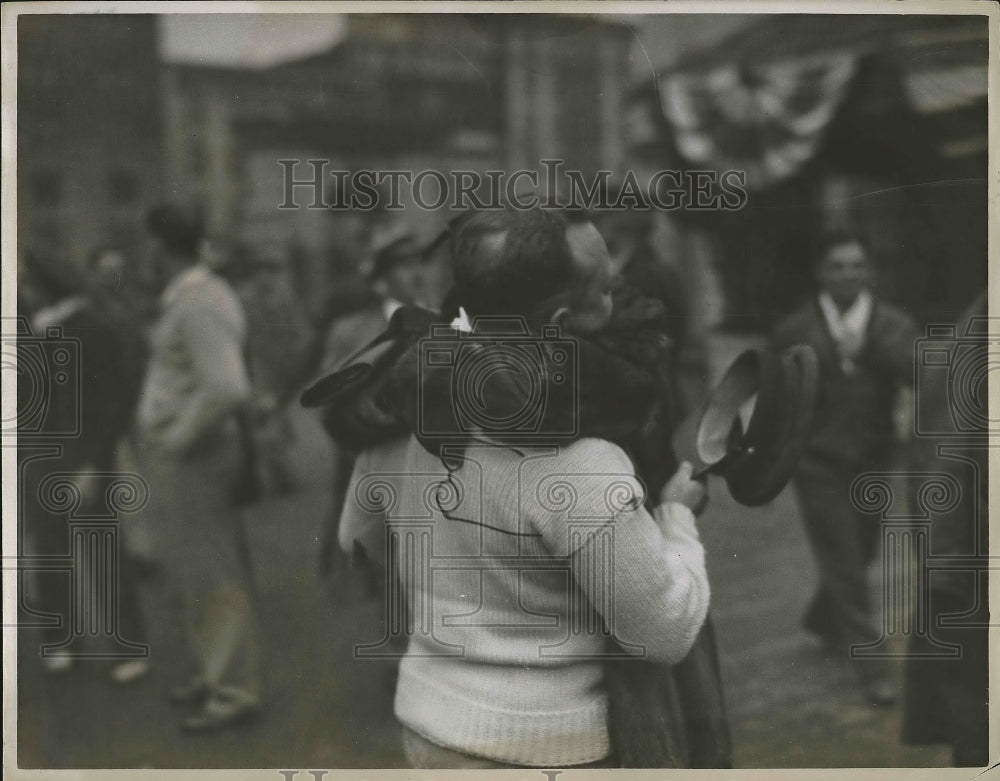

{"left": 161, "top": 14, "right": 633, "bottom": 313}
{"left": 16, "top": 12, "right": 988, "bottom": 332}
{"left": 17, "top": 15, "right": 164, "bottom": 268}
{"left": 626, "top": 13, "right": 989, "bottom": 330}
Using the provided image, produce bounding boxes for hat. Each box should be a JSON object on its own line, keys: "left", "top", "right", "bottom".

{"left": 300, "top": 305, "right": 438, "bottom": 450}
{"left": 690, "top": 345, "right": 818, "bottom": 506}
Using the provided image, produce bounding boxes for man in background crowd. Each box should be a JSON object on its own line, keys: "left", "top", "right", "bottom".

{"left": 18, "top": 248, "right": 150, "bottom": 683}
{"left": 319, "top": 232, "right": 427, "bottom": 375}
{"left": 316, "top": 232, "right": 427, "bottom": 577}
{"left": 135, "top": 204, "right": 261, "bottom": 731}
{"left": 902, "top": 291, "right": 989, "bottom": 766}
{"left": 229, "top": 248, "right": 311, "bottom": 496}
{"left": 772, "top": 230, "right": 918, "bottom": 706}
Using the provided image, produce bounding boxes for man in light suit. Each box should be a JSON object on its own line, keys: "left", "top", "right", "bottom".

{"left": 136, "top": 204, "right": 261, "bottom": 731}
{"left": 772, "top": 230, "right": 918, "bottom": 706}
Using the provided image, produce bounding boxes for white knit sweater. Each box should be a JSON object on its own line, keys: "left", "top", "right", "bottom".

{"left": 341, "top": 436, "right": 710, "bottom": 767}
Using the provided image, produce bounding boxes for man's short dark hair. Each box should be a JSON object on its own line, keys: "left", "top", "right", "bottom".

{"left": 451, "top": 207, "right": 585, "bottom": 316}
{"left": 145, "top": 203, "right": 204, "bottom": 258}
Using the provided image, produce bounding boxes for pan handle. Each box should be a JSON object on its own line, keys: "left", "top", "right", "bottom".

{"left": 691, "top": 443, "right": 756, "bottom": 483}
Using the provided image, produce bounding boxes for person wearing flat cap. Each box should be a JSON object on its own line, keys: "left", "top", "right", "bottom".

{"left": 315, "top": 231, "right": 428, "bottom": 575}
{"left": 772, "top": 229, "right": 919, "bottom": 707}
{"left": 319, "top": 232, "right": 427, "bottom": 376}
{"left": 18, "top": 247, "right": 150, "bottom": 684}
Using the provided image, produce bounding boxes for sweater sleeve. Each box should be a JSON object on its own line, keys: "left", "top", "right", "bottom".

{"left": 337, "top": 441, "right": 413, "bottom": 567}
{"left": 577, "top": 500, "right": 709, "bottom": 664}
{"left": 525, "top": 440, "right": 710, "bottom": 665}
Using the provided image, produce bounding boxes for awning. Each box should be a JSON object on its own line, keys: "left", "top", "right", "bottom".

{"left": 635, "top": 14, "right": 989, "bottom": 189}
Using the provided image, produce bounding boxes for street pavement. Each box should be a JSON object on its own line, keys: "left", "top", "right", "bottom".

{"left": 15, "top": 402, "right": 952, "bottom": 769}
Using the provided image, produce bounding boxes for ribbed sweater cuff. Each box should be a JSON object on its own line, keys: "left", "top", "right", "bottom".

{"left": 653, "top": 501, "right": 702, "bottom": 548}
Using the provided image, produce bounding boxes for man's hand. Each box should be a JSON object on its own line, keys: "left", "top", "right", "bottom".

{"left": 660, "top": 461, "right": 707, "bottom": 514}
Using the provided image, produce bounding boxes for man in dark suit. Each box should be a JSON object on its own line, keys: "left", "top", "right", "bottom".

{"left": 902, "top": 292, "right": 989, "bottom": 766}
{"left": 18, "top": 248, "right": 149, "bottom": 681}
{"left": 772, "top": 231, "right": 918, "bottom": 705}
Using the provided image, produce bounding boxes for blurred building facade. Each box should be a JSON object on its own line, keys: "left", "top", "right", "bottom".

{"left": 17, "top": 14, "right": 164, "bottom": 266}
{"left": 16, "top": 12, "right": 988, "bottom": 334}
{"left": 18, "top": 12, "right": 633, "bottom": 300}
{"left": 160, "top": 14, "right": 632, "bottom": 263}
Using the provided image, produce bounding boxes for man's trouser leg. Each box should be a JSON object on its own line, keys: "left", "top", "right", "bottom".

{"left": 794, "top": 464, "right": 880, "bottom": 654}
{"left": 144, "top": 432, "right": 261, "bottom": 701}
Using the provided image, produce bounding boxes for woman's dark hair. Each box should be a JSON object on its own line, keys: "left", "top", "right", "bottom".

{"left": 145, "top": 203, "right": 204, "bottom": 258}
{"left": 451, "top": 207, "right": 581, "bottom": 317}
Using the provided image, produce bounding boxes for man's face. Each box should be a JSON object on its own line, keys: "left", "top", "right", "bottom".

{"left": 818, "top": 241, "right": 871, "bottom": 309}
{"left": 376, "top": 256, "right": 425, "bottom": 306}
{"left": 93, "top": 250, "right": 125, "bottom": 291}
{"left": 563, "top": 221, "right": 614, "bottom": 334}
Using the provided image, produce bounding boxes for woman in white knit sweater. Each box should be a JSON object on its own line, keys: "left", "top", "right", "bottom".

{"left": 336, "top": 207, "right": 710, "bottom": 767}
{"left": 342, "top": 438, "right": 709, "bottom": 768}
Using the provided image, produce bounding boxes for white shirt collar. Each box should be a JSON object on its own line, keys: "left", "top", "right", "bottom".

{"left": 818, "top": 290, "right": 873, "bottom": 373}
{"left": 818, "top": 289, "right": 872, "bottom": 333}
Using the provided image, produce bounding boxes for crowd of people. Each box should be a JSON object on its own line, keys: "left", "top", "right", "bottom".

{"left": 16, "top": 196, "right": 988, "bottom": 767}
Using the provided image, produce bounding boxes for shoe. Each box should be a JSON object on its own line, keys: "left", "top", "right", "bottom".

{"left": 168, "top": 678, "right": 208, "bottom": 706}
{"left": 181, "top": 689, "right": 260, "bottom": 732}
{"left": 111, "top": 659, "right": 151, "bottom": 685}
{"left": 855, "top": 657, "right": 898, "bottom": 707}
{"left": 863, "top": 677, "right": 898, "bottom": 707}
{"left": 41, "top": 652, "right": 73, "bottom": 674}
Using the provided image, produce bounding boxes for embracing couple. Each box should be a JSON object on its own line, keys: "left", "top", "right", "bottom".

{"left": 314, "top": 205, "right": 722, "bottom": 768}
